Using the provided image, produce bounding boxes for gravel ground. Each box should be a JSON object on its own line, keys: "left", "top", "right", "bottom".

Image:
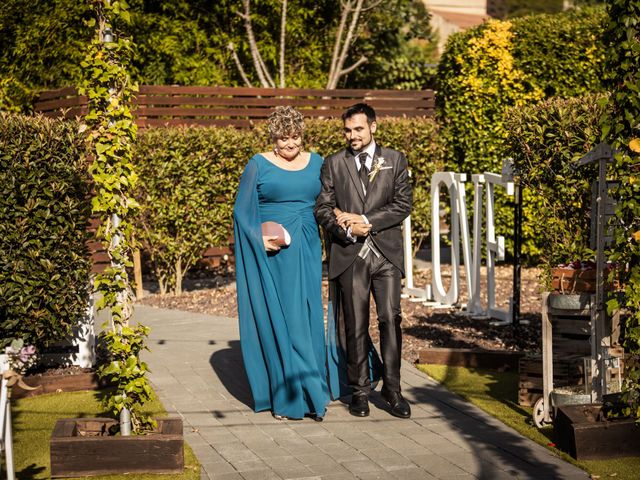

{"left": 139, "top": 264, "right": 543, "bottom": 363}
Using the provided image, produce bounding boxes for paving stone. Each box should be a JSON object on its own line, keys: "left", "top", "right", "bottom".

{"left": 293, "top": 453, "right": 336, "bottom": 467}
{"left": 209, "top": 473, "right": 245, "bottom": 480}
{"left": 306, "top": 461, "right": 351, "bottom": 476}
{"left": 370, "top": 455, "right": 414, "bottom": 472}
{"left": 352, "top": 471, "right": 396, "bottom": 480}
{"left": 269, "top": 465, "right": 315, "bottom": 479}
{"left": 340, "top": 459, "right": 385, "bottom": 475}
{"left": 406, "top": 454, "right": 468, "bottom": 478}
{"left": 390, "top": 466, "right": 436, "bottom": 479}
{"left": 318, "top": 473, "right": 358, "bottom": 480}
{"left": 199, "top": 460, "right": 238, "bottom": 475}
{"left": 238, "top": 469, "right": 282, "bottom": 480}
{"left": 231, "top": 459, "right": 270, "bottom": 472}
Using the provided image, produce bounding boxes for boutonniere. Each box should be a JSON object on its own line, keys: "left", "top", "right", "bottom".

{"left": 368, "top": 157, "right": 392, "bottom": 182}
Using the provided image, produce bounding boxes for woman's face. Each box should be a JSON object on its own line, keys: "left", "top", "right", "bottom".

{"left": 275, "top": 132, "right": 302, "bottom": 160}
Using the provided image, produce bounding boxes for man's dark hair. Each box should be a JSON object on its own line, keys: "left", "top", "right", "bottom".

{"left": 342, "top": 103, "right": 376, "bottom": 124}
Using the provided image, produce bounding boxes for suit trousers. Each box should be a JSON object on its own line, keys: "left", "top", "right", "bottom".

{"left": 337, "top": 251, "right": 403, "bottom": 395}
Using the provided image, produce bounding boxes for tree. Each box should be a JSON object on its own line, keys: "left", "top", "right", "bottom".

{"left": 229, "top": 0, "right": 435, "bottom": 89}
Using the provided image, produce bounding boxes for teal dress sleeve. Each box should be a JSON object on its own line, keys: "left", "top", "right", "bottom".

{"left": 233, "top": 158, "right": 296, "bottom": 411}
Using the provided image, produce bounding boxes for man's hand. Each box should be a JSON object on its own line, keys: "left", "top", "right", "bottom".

{"left": 350, "top": 222, "right": 372, "bottom": 237}
{"left": 336, "top": 211, "right": 365, "bottom": 229}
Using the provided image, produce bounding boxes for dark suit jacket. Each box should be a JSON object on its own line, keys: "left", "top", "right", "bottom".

{"left": 314, "top": 144, "right": 412, "bottom": 280}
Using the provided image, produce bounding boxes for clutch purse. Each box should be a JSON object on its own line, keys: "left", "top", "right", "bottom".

{"left": 261, "top": 221, "right": 291, "bottom": 247}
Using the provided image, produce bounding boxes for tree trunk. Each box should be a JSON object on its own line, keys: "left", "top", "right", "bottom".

{"left": 279, "top": 0, "right": 287, "bottom": 88}
{"left": 175, "top": 258, "right": 183, "bottom": 296}
{"left": 325, "top": 0, "right": 371, "bottom": 89}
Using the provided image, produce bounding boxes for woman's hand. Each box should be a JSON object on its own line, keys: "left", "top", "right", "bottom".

{"left": 263, "top": 235, "right": 281, "bottom": 252}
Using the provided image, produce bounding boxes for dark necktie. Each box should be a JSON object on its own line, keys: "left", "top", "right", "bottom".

{"left": 358, "top": 153, "right": 369, "bottom": 191}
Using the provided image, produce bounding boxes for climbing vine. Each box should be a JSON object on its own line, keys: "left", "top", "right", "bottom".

{"left": 79, "top": 0, "right": 153, "bottom": 433}
{"left": 602, "top": 0, "right": 640, "bottom": 420}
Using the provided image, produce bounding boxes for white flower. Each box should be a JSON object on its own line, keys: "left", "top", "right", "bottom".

{"left": 368, "top": 157, "right": 391, "bottom": 182}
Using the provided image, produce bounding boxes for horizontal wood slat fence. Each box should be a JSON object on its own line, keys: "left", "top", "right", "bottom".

{"left": 34, "top": 85, "right": 436, "bottom": 127}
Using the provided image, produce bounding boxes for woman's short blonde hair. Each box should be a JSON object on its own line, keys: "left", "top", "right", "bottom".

{"left": 267, "top": 106, "right": 305, "bottom": 139}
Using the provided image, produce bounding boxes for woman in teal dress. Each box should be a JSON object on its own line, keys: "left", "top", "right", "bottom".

{"left": 233, "top": 106, "right": 330, "bottom": 420}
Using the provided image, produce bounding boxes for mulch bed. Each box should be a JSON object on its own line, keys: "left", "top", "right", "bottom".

{"left": 139, "top": 265, "right": 544, "bottom": 363}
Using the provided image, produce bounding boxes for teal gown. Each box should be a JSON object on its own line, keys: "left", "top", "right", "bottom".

{"left": 233, "top": 152, "right": 330, "bottom": 419}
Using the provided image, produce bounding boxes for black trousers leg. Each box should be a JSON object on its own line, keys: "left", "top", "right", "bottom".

{"left": 337, "top": 256, "right": 372, "bottom": 395}
{"left": 370, "top": 255, "right": 403, "bottom": 393}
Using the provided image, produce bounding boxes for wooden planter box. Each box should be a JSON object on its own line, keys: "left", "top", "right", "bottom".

{"left": 50, "top": 417, "right": 184, "bottom": 477}
{"left": 13, "top": 370, "right": 106, "bottom": 400}
{"left": 554, "top": 404, "right": 640, "bottom": 460}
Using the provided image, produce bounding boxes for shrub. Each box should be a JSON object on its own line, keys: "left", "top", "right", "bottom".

{"left": 133, "top": 117, "right": 444, "bottom": 293}
{"left": 504, "top": 94, "right": 606, "bottom": 274}
{"left": 0, "top": 113, "right": 92, "bottom": 348}
{"left": 437, "top": 6, "right": 608, "bottom": 262}
{"left": 134, "top": 127, "right": 250, "bottom": 295}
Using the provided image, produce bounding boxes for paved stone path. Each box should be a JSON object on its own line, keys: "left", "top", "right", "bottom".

{"left": 134, "top": 305, "right": 588, "bottom": 480}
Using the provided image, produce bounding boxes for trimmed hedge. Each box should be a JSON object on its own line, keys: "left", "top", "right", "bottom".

{"left": 504, "top": 93, "right": 606, "bottom": 275}
{"left": 438, "top": 5, "right": 607, "bottom": 174}
{"left": 0, "top": 113, "right": 92, "bottom": 348}
{"left": 133, "top": 117, "right": 444, "bottom": 293}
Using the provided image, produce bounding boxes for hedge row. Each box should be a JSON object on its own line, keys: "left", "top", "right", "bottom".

{"left": 133, "top": 117, "right": 445, "bottom": 294}
{"left": 504, "top": 93, "right": 606, "bottom": 275}
{"left": 0, "top": 90, "right": 614, "bottom": 346}
{"left": 0, "top": 114, "right": 92, "bottom": 348}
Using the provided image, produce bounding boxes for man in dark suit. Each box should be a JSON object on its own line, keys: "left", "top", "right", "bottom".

{"left": 315, "top": 103, "right": 412, "bottom": 418}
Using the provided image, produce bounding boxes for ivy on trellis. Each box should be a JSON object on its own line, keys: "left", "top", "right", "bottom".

{"left": 602, "top": 0, "right": 640, "bottom": 420}
{"left": 79, "top": 0, "right": 153, "bottom": 433}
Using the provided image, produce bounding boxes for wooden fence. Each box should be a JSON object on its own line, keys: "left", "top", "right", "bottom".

{"left": 34, "top": 85, "right": 435, "bottom": 127}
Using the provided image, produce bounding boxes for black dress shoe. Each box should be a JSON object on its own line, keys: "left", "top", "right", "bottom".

{"left": 349, "top": 393, "right": 370, "bottom": 417}
{"left": 381, "top": 389, "right": 411, "bottom": 419}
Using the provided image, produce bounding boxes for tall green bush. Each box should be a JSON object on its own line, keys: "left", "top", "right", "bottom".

{"left": 505, "top": 94, "right": 606, "bottom": 272}
{"left": 0, "top": 113, "right": 92, "bottom": 348}
{"left": 134, "top": 127, "right": 249, "bottom": 295}
{"left": 134, "top": 117, "right": 444, "bottom": 294}
{"left": 438, "top": 5, "right": 606, "bottom": 174}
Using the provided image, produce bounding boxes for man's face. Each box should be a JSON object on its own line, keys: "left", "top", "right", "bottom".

{"left": 343, "top": 113, "right": 376, "bottom": 152}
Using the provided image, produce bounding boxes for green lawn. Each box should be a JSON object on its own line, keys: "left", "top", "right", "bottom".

{"left": 418, "top": 364, "right": 640, "bottom": 480}
{"left": 10, "top": 390, "right": 200, "bottom": 479}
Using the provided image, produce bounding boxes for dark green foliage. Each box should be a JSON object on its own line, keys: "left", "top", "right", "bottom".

{"left": 505, "top": 94, "right": 606, "bottom": 271}
{"left": 0, "top": 114, "right": 92, "bottom": 348}
{"left": 0, "top": 0, "right": 438, "bottom": 111}
{"left": 600, "top": 0, "right": 640, "bottom": 420}
{"left": 133, "top": 117, "right": 444, "bottom": 293}
{"left": 489, "top": 0, "right": 564, "bottom": 19}
{"left": 438, "top": 6, "right": 607, "bottom": 173}
{"left": 0, "top": 0, "right": 94, "bottom": 112}
{"left": 347, "top": 0, "right": 437, "bottom": 89}
{"left": 511, "top": 7, "right": 607, "bottom": 99}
